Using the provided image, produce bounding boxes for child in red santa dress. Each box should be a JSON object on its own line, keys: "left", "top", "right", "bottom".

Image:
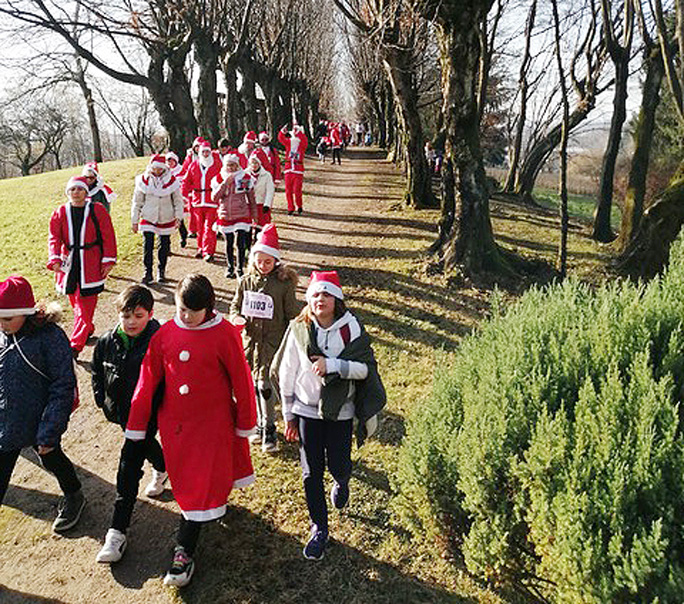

{"left": 125, "top": 274, "right": 257, "bottom": 587}
{"left": 247, "top": 155, "right": 275, "bottom": 236}
{"left": 47, "top": 176, "right": 117, "bottom": 357}
{"left": 181, "top": 142, "right": 222, "bottom": 261}
{"left": 178, "top": 136, "right": 207, "bottom": 242}
{"left": 277, "top": 124, "right": 308, "bottom": 215}
{"left": 237, "top": 131, "right": 258, "bottom": 169}
{"left": 212, "top": 153, "right": 257, "bottom": 278}
{"left": 258, "top": 131, "right": 282, "bottom": 183}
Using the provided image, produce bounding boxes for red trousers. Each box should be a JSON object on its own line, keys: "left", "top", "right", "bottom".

{"left": 284, "top": 172, "right": 303, "bottom": 212}
{"left": 195, "top": 207, "right": 217, "bottom": 257}
{"left": 67, "top": 290, "right": 98, "bottom": 352}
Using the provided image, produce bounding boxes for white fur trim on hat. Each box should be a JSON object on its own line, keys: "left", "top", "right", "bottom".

{"left": 306, "top": 281, "right": 343, "bottom": 301}
{"left": 251, "top": 243, "right": 281, "bottom": 260}
{"left": 0, "top": 306, "right": 36, "bottom": 318}
{"left": 223, "top": 153, "right": 240, "bottom": 166}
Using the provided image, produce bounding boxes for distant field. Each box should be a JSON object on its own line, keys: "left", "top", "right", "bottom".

{"left": 0, "top": 157, "right": 148, "bottom": 303}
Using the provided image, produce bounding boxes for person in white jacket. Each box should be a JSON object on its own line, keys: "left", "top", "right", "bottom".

{"left": 247, "top": 155, "right": 275, "bottom": 237}
{"left": 275, "top": 270, "right": 383, "bottom": 561}
{"left": 131, "top": 154, "right": 184, "bottom": 284}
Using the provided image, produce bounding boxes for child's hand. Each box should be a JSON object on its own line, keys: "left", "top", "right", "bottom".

{"left": 102, "top": 264, "right": 114, "bottom": 278}
{"left": 310, "top": 356, "right": 327, "bottom": 376}
{"left": 37, "top": 445, "right": 54, "bottom": 455}
{"left": 284, "top": 419, "right": 299, "bottom": 442}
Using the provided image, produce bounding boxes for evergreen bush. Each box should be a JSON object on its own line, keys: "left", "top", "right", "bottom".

{"left": 397, "top": 235, "right": 684, "bottom": 602}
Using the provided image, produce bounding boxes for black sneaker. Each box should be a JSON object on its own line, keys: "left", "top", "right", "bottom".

{"left": 330, "top": 481, "right": 350, "bottom": 510}
{"left": 163, "top": 546, "right": 195, "bottom": 587}
{"left": 157, "top": 271, "right": 168, "bottom": 283}
{"left": 180, "top": 238, "right": 187, "bottom": 249}
{"left": 52, "top": 490, "right": 86, "bottom": 533}
{"left": 141, "top": 273, "right": 153, "bottom": 285}
{"left": 225, "top": 267, "right": 236, "bottom": 278}
{"left": 297, "top": 207, "right": 303, "bottom": 215}
{"left": 287, "top": 210, "right": 294, "bottom": 216}
{"left": 303, "top": 528, "right": 328, "bottom": 561}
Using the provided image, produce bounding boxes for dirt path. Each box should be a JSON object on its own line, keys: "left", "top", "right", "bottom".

{"left": 0, "top": 148, "right": 461, "bottom": 604}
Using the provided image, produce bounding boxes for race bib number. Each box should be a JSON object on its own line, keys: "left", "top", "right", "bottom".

{"left": 242, "top": 291, "right": 274, "bottom": 319}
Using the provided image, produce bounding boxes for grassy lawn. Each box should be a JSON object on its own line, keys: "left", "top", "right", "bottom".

{"left": 533, "top": 186, "right": 622, "bottom": 231}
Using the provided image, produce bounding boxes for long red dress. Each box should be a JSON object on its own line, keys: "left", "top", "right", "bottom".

{"left": 126, "top": 313, "right": 257, "bottom": 521}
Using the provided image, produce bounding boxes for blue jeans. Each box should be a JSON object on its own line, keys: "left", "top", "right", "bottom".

{"left": 297, "top": 415, "right": 353, "bottom": 533}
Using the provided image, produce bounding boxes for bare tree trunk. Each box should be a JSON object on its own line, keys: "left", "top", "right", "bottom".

{"left": 433, "top": 10, "right": 514, "bottom": 277}
{"left": 74, "top": 61, "right": 102, "bottom": 162}
{"left": 551, "top": 0, "right": 570, "bottom": 278}
{"left": 194, "top": 34, "right": 221, "bottom": 145}
{"left": 240, "top": 58, "right": 259, "bottom": 133}
{"left": 222, "top": 61, "right": 242, "bottom": 144}
{"left": 504, "top": 0, "right": 536, "bottom": 193}
{"left": 382, "top": 46, "right": 436, "bottom": 208}
{"left": 617, "top": 47, "right": 664, "bottom": 249}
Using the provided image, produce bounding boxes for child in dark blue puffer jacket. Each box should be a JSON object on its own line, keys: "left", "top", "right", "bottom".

{"left": 0, "top": 275, "right": 84, "bottom": 533}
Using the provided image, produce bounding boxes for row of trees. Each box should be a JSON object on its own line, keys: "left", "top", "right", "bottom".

{"left": 0, "top": 0, "right": 338, "bottom": 160}
{"left": 339, "top": 0, "right": 684, "bottom": 280}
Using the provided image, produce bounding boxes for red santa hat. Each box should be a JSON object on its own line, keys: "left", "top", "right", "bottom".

{"left": 243, "top": 131, "right": 257, "bottom": 144}
{"left": 251, "top": 224, "right": 281, "bottom": 261}
{"left": 258, "top": 131, "right": 271, "bottom": 143}
{"left": 0, "top": 275, "right": 36, "bottom": 317}
{"left": 65, "top": 176, "right": 90, "bottom": 195}
{"left": 148, "top": 154, "right": 167, "bottom": 171}
{"left": 192, "top": 136, "right": 206, "bottom": 148}
{"left": 166, "top": 151, "right": 179, "bottom": 164}
{"left": 81, "top": 161, "right": 99, "bottom": 177}
{"left": 223, "top": 153, "right": 241, "bottom": 167}
{"left": 306, "top": 270, "right": 343, "bottom": 301}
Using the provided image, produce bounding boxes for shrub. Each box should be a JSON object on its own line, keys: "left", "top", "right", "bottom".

{"left": 397, "top": 234, "right": 684, "bottom": 602}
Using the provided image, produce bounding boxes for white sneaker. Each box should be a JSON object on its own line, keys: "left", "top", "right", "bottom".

{"left": 144, "top": 470, "right": 168, "bottom": 498}
{"left": 248, "top": 428, "right": 262, "bottom": 445}
{"left": 96, "top": 528, "right": 127, "bottom": 563}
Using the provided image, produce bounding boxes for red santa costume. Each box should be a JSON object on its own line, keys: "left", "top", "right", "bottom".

{"left": 125, "top": 313, "right": 257, "bottom": 521}
{"left": 277, "top": 125, "right": 308, "bottom": 213}
{"left": 237, "top": 131, "right": 257, "bottom": 169}
{"left": 81, "top": 162, "right": 117, "bottom": 213}
{"left": 166, "top": 151, "right": 182, "bottom": 177}
{"left": 47, "top": 176, "right": 117, "bottom": 353}
{"left": 179, "top": 136, "right": 207, "bottom": 236}
{"left": 181, "top": 143, "right": 222, "bottom": 259}
{"left": 259, "top": 131, "right": 282, "bottom": 183}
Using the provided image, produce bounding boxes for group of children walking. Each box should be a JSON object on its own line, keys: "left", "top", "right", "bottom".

{"left": 0, "top": 128, "right": 386, "bottom": 588}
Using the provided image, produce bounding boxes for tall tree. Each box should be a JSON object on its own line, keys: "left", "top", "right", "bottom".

{"left": 592, "top": 0, "right": 635, "bottom": 243}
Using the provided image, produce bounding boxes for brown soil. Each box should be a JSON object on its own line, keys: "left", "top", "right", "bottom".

{"left": 0, "top": 148, "right": 433, "bottom": 604}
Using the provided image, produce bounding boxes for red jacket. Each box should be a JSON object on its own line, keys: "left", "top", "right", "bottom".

{"left": 277, "top": 127, "right": 308, "bottom": 175}
{"left": 260, "top": 145, "right": 282, "bottom": 182}
{"left": 182, "top": 157, "right": 222, "bottom": 208}
{"left": 330, "top": 126, "right": 342, "bottom": 148}
{"left": 126, "top": 315, "right": 257, "bottom": 520}
{"left": 47, "top": 201, "right": 117, "bottom": 294}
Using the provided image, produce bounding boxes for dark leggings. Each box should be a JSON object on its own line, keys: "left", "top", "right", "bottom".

{"left": 111, "top": 434, "right": 166, "bottom": 533}
{"left": 297, "top": 415, "right": 353, "bottom": 533}
{"left": 0, "top": 446, "right": 81, "bottom": 505}
{"left": 225, "top": 230, "right": 250, "bottom": 272}
{"left": 143, "top": 232, "right": 170, "bottom": 274}
{"left": 332, "top": 148, "right": 342, "bottom": 165}
{"left": 178, "top": 517, "right": 202, "bottom": 556}
{"left": 178, "top": 220, "right": 188, "bottom": 244}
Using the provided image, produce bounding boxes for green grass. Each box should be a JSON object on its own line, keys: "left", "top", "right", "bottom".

{"left": 534, "top": 187, "right": 622, "bottom": 231}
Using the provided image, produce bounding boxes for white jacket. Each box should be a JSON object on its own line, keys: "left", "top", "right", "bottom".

{"left": 279, "top": 312, "right": 369, "bottom": 422}
{"left": 131, "top": 172, "right": 184, "bottom": 231}
{"left": 250, "top": 167, "right": 275, "bottom": 210}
